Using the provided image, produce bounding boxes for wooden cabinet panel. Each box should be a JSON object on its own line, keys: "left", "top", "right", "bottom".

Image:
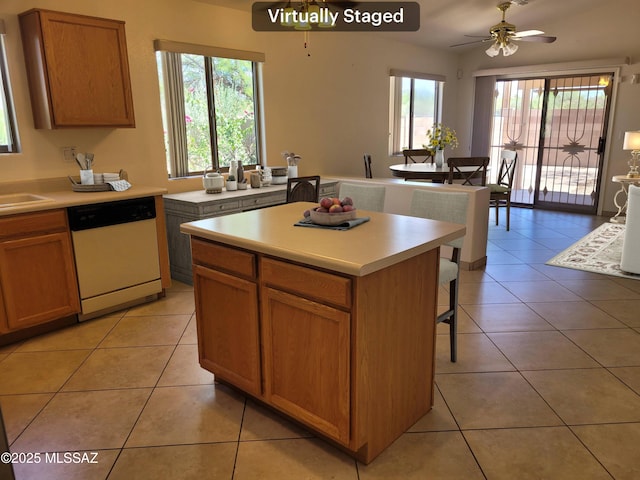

{"left": 261, "top": 258, "right": 351, "bottom": 308}
{"left": 0, "top": 232, "right": 80, "bottom": 330}
{"left": 193, "top": 265, "right": 261, "bottom": 397}
{"left": 19, "top": 9, "right": 135, "bottom": 128}
{"left": 261, "top": 287, "right": 350, "bottom": 444}
{"left": 0, "top": 209, "right": 67, "bottom": 241}
{"left": 0, "top": 287, "right": 7, "bottom": 334}
{"left": 192, "top": 239, "right": 256, "bottom": 279}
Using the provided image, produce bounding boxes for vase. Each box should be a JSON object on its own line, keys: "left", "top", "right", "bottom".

{"left": 236, "top": 160, "right": 244, "bottom": 183}
{"left": 229, "top": 160, "right": 238, "bottom": 181}
{"left": 434, "top": 149, "right": 445, "bottom": 168}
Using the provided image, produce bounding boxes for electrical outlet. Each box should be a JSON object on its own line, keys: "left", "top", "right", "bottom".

{"left": 62, "top": 146, "right": 77, "bottom": 162}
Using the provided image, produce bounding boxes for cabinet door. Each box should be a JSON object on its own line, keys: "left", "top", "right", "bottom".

{"left": 193, "top": 265, "right": 261, "bottom": 397}
{"left": 261, "top": 287, "right": 350, "bottom": 445}
{"left": 0, "top": 287, "right": 8, "bottom": 334}
{"left": 19, "top": 9, "right": 135, "bottom": 128}
{"left": 0, "top": 232, "right": 80, "bottom": 331}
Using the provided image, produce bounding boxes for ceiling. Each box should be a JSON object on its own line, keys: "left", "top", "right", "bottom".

{"left": 194, "top": 0, "right": 640, "bottom": 57}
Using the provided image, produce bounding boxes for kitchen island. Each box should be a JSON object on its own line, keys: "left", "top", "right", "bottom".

{"left": 180, "top": 202, "right": 465, "bottom": 463}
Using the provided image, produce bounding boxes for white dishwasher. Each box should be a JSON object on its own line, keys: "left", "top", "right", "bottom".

{"left": 68, "top": 197, "right": 162, "bottom": 320}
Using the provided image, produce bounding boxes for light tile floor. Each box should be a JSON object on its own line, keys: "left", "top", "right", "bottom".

{"left": 2, "top": 208, "right": 640, "bottom": 479}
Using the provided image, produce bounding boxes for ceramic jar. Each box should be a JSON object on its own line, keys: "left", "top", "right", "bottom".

{"left": 203, "top": 172, "right": 224, "bottom": 194}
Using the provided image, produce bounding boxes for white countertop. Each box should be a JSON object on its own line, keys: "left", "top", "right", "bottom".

{"left": 180, "top": 202, "right": 465, "bottom": 277}
{"left": 0, "top": 184, "right": 167, "bottom": 216}
{"left": 163, "top": 179, "right": 337, "bottom": 204}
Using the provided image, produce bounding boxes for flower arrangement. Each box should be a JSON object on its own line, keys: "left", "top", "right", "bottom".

{"left": 425, "top": 123, "right": 459, "bottom": 152}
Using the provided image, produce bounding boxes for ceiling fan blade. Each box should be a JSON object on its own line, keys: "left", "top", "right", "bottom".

{"left": 450, "top": 37, "right": 492, "bottom": 48}
{"left": 513, "top": 34, "right": 557, "bottom": 43}
{"left": 513, "top": 29, "right": 544, "bottom": 37}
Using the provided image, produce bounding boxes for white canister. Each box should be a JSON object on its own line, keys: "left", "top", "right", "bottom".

{"left": 79, "top": 169, "right": 94, "bottom": 185}
{"left": 226, "top": 179, "right": 237, "bottom": 191}
{"left": 288, "top": 165, "right": 298, "bottom": 179}
{"left": 203, "top": 172, "right": 224, "bottom": 194}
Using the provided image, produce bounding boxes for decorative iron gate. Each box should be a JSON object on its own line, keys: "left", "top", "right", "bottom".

{"left": 490, "top": 74, "right": 613, "bottom": 213}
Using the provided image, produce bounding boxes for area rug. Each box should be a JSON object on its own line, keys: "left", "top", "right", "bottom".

{"left": 546, "top": 222, "right": 640, "bottom": 279}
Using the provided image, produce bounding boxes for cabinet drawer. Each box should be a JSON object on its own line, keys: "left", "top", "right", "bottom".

{"left": 0, "top": 209, "right": 68, "bottom": 240}
{"left": 202, "top": 201, "right": 240, "bottom": 216}
{"left": 241, "top": 194, "right": 283, "bottom": 209}
{"left": 191, "top": 238, "right": 256, "bottom": 279}
{"left": 319, "top": 184, "right": 338, "bottom": 198}
{"left": 261, "top": 258, "right": 351, "bottom": 308}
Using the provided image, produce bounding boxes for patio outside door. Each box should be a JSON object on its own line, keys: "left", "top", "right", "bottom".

{"left": 489, "top": 74, "right": 614, "bottom": 214}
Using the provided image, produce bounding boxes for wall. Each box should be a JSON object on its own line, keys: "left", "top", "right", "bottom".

{"left": 0, "top": 0, "right": 459, "bottom": 193}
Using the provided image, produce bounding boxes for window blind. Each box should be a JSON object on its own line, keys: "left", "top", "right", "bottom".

{"left": 154, "top": 39, "right": 265, "bottom": 63}
{"left": 389, "top": 68, "right": 445, "bottom": 83}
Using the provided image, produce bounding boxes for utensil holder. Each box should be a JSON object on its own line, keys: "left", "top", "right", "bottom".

{"left": 79, "top": 169, "right": 94, "bottom": 185}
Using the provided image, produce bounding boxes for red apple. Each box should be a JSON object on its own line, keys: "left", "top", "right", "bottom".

{"left": 332, "top": 197, "right": 342, "bottom": 205}
{"left": 341, "top": 197, "right": 353, "bottom": 206}
{"left": 320, "top": 197, "right": 333, "bottom": 209}
{"left": 329, "top": 204, "right": 343, "bottom": 213}
{"left": 342, "top": 205, "right": 354, "bottom": 212}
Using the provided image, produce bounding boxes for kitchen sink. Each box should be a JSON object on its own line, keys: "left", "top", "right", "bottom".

{"left": 0, "top": 193, "right": 55, "bottom": 208}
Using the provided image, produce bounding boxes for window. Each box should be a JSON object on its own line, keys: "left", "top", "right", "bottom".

{"left": 155, "top": 40, "right": 264, "bottom": 177}
{"left": 0, "top": 20, "right": 19, "bottom": 154}
{"left": 389, "top": 69, "right": 444, "bottom": 155}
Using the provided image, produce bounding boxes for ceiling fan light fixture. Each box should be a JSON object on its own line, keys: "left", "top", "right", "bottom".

{"left": 486, "top": 42, "right": 501, "bottom": 57}
{"left": 281, "top": 1, "right": 295, "bottom": 27}
{"left": 503, "top": 41, "right": 519, "bottom": 56}
{"left": 308, "top": 0, "right": 321, "bottom": 19}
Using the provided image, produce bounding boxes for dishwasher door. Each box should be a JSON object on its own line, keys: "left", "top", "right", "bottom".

{"left": 72, "top": 218, "right": 161, "bottom": 316}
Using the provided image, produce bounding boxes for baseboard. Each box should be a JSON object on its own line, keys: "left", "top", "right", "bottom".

{"left": 460, "top": 256, "right": 487, "bottom": 271}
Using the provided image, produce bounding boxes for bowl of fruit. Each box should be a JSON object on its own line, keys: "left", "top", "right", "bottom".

{"left": 305, "top": 197, "right": 356, "bottom": 226}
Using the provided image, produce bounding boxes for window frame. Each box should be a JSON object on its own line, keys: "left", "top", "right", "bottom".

{"left": 389, "top": 69, "right": 444, "bottom": 155}
{"left": 0, "top": 21, "right": 20, "bottom": 154}
{"left": 155, "top": 40, "right": 265, "bottom": 178}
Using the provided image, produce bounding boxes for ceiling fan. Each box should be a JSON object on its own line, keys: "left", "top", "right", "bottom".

{"left": 451, "top": 1, "right": 557, "bottom": 57}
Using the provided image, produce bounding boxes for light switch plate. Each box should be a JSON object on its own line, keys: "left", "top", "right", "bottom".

{"left": 62, "top": 146, "right": 77, "bottom": 162}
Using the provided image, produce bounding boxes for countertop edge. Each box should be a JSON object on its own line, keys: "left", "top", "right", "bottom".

{"left": 0, "top": 185, "right": 167, "bottom": 216}
{"left": 180, "top": 221, "right": 466, "bottom": 277}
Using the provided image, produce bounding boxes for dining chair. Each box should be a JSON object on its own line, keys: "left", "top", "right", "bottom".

{"left": 410, "top": 189, "right": 468, "bottom": 362}
{"left": 363, "top": 154, "right": 373, "bottom": 178}
{"left": 338, "top": 183, "right": 386, "bottom": 212}
{"left": 403, "top": 149, "right": 433, "bottom": 165}
{"left": 447, "top": 157, "right": 490, "bottom": 186}
{"left": 286, "top": 175, "right": 321, "bottom": 203}
{"left": 488, "top": 150, "right": 518, "bottom": 231}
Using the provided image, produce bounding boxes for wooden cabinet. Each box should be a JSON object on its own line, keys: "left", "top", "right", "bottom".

{"left": 0, "top": 210, "right": 80, "bottom": 334}
{"left": 259, "top": 258, "right": 352, "bottom": 445}
{"left": 261, "top": 287, "right": 351, "bottom": 444}
{"left": 19, "top": 8, "right": 135, "bottom": 129}
{"left": 190, "top": 237, "right": 440, "bottom": 462}
{"left": 191, "top": 240, "right": 261, "bottom": 397}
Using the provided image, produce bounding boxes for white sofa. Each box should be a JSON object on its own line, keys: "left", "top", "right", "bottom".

{"left": 330, "top": 177, "right": 490, "bottom": 270}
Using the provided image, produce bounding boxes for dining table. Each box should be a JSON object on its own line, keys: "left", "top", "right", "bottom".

{"left": 389, "top": 163, "right": 485, "bottom": 183}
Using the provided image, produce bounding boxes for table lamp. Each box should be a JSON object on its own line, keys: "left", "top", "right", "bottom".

{"left": 624, "top": 131, "right": 640, "bottom": 178}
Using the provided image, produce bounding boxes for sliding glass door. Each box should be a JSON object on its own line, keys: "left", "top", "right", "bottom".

{"left": 490, "top": 74, "right": 613, "bottom": 213}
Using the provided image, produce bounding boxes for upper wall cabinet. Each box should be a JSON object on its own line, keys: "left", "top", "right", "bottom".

{"left": 19, "top": 9, "right": 135, "bottom": 129}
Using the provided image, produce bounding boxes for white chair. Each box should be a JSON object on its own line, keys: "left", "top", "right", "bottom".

{"left": 410, "top": 189, "right": 468, "bottom": 362}
{"left": 338, "top": 183, "right": 386, "bottom": 212}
